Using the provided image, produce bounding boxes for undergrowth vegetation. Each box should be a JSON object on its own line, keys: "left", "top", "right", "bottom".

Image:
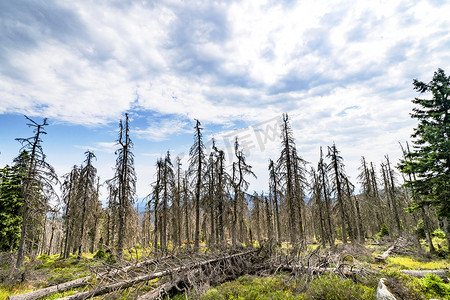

{"left": 201, "top": 274, "right": 376, "bottom": 300}
{"left": 0, "top": 240, "right": 449, "bottom": 299}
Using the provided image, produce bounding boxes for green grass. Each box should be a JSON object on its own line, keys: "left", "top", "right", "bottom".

{"left": 305, "top": 274, "right": 375, "bottom": 300}
{"left": 201, "top": 273, "right": 376, "bottom": 300}
{"left": 386, "top": 255, "right": 450, "bottom": 270}
{"left": 0, "top": 284, "right": 34, "bottom": 300}
{"left": 36, "top": 289, "right": 78, "bottom": 300}
{"left": 382, "top": 268, "right": 450, "bottom": 299}
{"left": 202, "top": 274, "right": 304, "bottom": 300}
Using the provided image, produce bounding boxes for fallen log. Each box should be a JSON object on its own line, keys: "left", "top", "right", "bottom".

{"left": 6, "top": 256, "right": 169, "bottom": 300}
{"left": 280, "top": 265, "right": 374, "bottom": 277}
{"left": 400, "top": 270, "right": 449, "bottom": 282}
{"left": 6, "top": 277, "right": 91, "bottom": 300}
{"left": 375, "top": 245, "right": 395, "bottom": 262}
{"left": 55, "top": 250, "right": 256, "bottom": 300}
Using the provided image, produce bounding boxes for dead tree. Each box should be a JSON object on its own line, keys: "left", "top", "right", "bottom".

{"left": 174, "top": 156, "right": 183, "bottom": 247}
{"left": 231, "top": 137, "right": 256, "bottom": 247}
{"left": 160, "top": 151, "right": 174, "bottom": 251}
{"left": 61, "top": 166, "right": 80, "bottom": 258}
{"left": 105, "top": 182, "right": 119, "bottom": 248}
{"left": 77, "top": 151, "right": 97, "bottom": 260}
{"left": 212, "top": 143, "right": 226, "bottom": 245}
{"left": 111, "top": 113, "right": 136, "bottom": 259}
{"left": 311, "top": 167, "right": 327, "bottom": 247}
{"left": 264, "top": 195, "right": 274, "bottom": 242}
{"left": 182, "top": 173, "right": 190, "bottom": 247}
{"left": 206, "top": 148, "right": 216, "bottom": 247}
{"left": 318, "top": 147, "right": 335, "bottom": 247}
{"left": 188, "top": 120, "right": 205, "bottom": 250}
{"left": 385, "top": 155, "right": 402, "bottom": 234}
{"left": 327, "top": 143, "right": 348, "bottom": 244}
{"left": 268, "top": 159, "right": 281, "bottom": 242}
{"left": 277, "top": 113, "right": 298, "bottom": 244}
{"left": 15, "top": 116, "right": 58, "bottom": 269}
{"left": 292, "top": 149, "right": 307, "bottom": 242}
{"left": 358, "top": 157, "right": 383, "bottom": 235}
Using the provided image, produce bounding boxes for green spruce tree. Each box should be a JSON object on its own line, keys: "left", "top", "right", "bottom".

{"left": 399, "top": 68, "right": 450, "bottom": 247}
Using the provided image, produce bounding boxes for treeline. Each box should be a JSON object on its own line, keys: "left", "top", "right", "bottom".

{"left": 0, "top": 113, "right": 438, "bottom": 267}
{"left": 1, "top": 69, "right": 448, "bottom": 268}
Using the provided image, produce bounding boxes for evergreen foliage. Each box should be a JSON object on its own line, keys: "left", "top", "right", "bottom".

{"left": 399, "top": 68, "right": 450, "bottom": 245}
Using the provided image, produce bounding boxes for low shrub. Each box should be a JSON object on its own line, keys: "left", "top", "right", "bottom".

{"left": 431, "top": 229, "right": 446, "bottom": 239}
{"left": 93, "top": 249, "right": 107, "bottom": 259}
{"left": 419, "top": 273, "right": 450, "bottom": 298}
{"left": 304, "top": 274, "right": 375, "bottom": 300}
{"left": 201, "top": 275, "right": 303, "bottom": 300}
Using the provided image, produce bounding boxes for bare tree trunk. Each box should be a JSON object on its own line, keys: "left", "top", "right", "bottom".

{"left": 421, "top": 206, "right": 435, "bottom": 253}
{"left": 265, "top": 196, "right": 273, "bottom": 241}
{"left": 354, "top": 196, "right": 365, "bottom": 243}
{"left": 47, "top": 214, "right": 56, "bottom": 255}
{"left": 385, "top": 156, "right": 402, "bottom": 234}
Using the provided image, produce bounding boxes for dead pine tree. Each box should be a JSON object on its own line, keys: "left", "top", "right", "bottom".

{"left": 327, "top": 143, "right": 348, "bottom": 244}
{"left": 292, "top": 148, "right": 307, "bottom": 242}
{"left": 231, "top": 137, "right": 256, "bottom": 247}
{"left": 381, "top": 155, "right": 402, "bottom": 235}
{"left": 311, "top": 167, "right": 327, "bottom": 248}
{"left": 77, "top": 151, "right": 98, "bottom": 260}
{"left": 111, "top": 113, "right": 136, "bottom": 260}
{"left": 61, "top": 166, "right": 80, "bottom": 259}
{"left": 385, "top": 155, "right": 402, "bottom": 234}
{"left": 173, "top": 156, "right": 183, "bottom": 248}
{"left": 161, "top": 151, "right": 174, "bottom": 252}
{"left": 268, "top": 159, "right": 281, "bottom": 243}
{"left": 277, "top": 113, "right": 302, "bottom": 244}
{"left": 182, "top": 173, "right": 191, "bottom": 248}
{"left": 15, "top": 116, "right": 58, "bottom": 269}
{"left": 318, "top": 147, "right": 335, "bottom": 247}
{"left": 264, "top": 194, "right": 274, "bottom": 242}
{"left": 206, "top": 146, "right": 216, "bottom": 247}
{"left": 188, "top": 119, "right": 205, "bottom": 250}
{"left": 212, "top": 142, "right": 227, "bottom": 245}
{"left": 105, "top": 182, "right": 119, "bottom": 248}
{"left": 150, "top": 158, "right": 163, "bottom": 252}
{"left": 358, "top": 157, "right": 383, "bottom": 234}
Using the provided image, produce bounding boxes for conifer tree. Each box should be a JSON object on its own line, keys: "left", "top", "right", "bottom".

{"left": 112, "top": 113, "right": 136, "bottom": 259}
{"left": 399, "top": 68, "right": 450, "bottom": 247}
{"left": 327, "top": 143, "right": 347, "bottom": 243}
{"left": 0, "top": 155, "right": 27, "bottom": 251}
{"left": 188, "top": 120, "right": 205, "bottom": 249}
{"left": 15, "top": 116, "right": 58, "bottom": 269}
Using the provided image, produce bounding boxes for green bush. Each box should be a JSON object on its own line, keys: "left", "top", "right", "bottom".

{"left": 93, "top": 249, "right": 107, "bottom": 259}
{"left": 415, "top": 220, "right": 426, "bottom": 239}
{"left": 201, "top": 275, "right": 303, "bottom": 300}
{"left": 420, "top": 273, "right": 450, "bottom": 298}
{"left": 431, "top": 229, "right": 446, "bottom": 239}
{"left": 37, "top": 254, "right": 51, "bottom": 261}
{"left": 380, "top": 224, "right": 389, "bottom": 237}
{"left": 305, "top": 274, "right": 374, "bottom": 300}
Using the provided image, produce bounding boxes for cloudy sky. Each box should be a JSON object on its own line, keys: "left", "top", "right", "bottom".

{"left": 0, "top": 0, "right": 449, "bottom": 202}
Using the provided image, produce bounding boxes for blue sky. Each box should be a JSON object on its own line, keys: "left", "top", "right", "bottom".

{"left": 0, "top": 0, "right": 449, "bottom": 202}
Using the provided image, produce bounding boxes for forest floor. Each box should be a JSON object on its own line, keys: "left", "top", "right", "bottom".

{"left": 0, "top": 236, "right": 449, "bottom": 300}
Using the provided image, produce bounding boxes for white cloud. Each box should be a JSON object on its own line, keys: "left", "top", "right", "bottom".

{"left": 75, "top": 142, "right": 117, "bottom": 153}
{"left": 1, "top": 0, "right": 449, "bottom": 194}
{"left": 134, "top": 117, "right": 190, "bottom": 141}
